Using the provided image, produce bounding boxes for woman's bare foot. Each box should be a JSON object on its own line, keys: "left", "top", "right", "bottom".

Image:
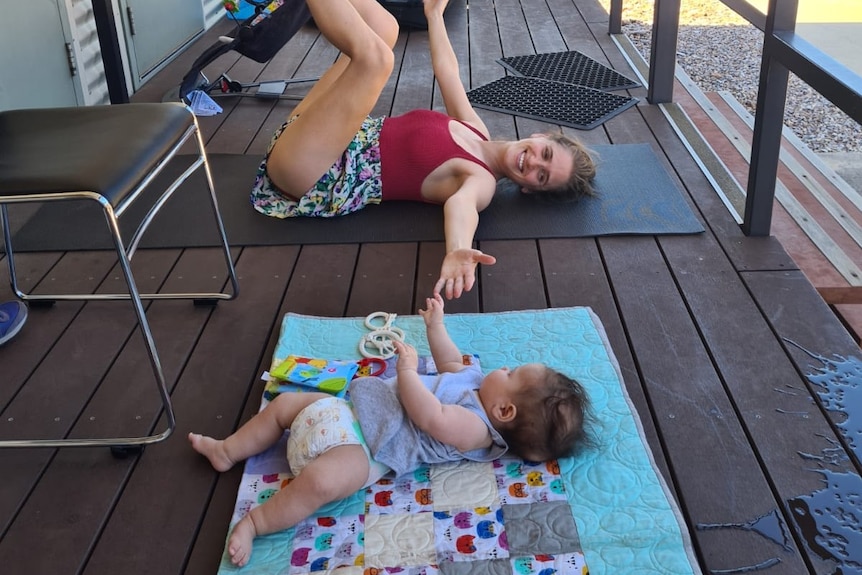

{"left": 188, "top": 432, "right": 235, "bottom": 472}
{"left": 228, "top": 515, "right": 257, "bottom": 567}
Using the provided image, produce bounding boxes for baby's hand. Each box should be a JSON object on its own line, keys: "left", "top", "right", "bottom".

{"left": 418, "top": 294, "right": 445, "bottom": 326}
{"left": 393, "top": 340, "right": 419, "bottom": 372}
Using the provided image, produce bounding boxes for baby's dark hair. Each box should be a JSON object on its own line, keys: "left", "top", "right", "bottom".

{"left": 499, "top": 366, "right": 592, "bottom": 462}
{"left": 542, "top": 133, "right": 597, "bottom": 202}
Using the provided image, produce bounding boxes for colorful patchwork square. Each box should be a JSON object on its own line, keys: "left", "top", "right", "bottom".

{"left": 433, "top": 506, "right": 508, "bottom": 563}
{"left": 493, "top": 457, "right": 568, "bottom": 504}
{"left": 287, "top": 514, "right": 364, "bottom": 573}
{"left": 510, "top": 552, "right": 589, "bottom": 575}
{"left": 366, "top": 466, "right": 433, "bottom": 515}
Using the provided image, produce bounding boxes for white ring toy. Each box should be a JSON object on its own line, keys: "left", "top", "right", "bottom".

{"left": 359, "top": 312, "right": 405, "bottom": 359}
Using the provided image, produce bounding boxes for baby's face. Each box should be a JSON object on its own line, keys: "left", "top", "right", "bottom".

{"left": 479, "top": 363, "right": 545, "bottom": 405}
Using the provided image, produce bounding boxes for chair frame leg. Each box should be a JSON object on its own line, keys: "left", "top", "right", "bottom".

{"left": 0, "top": 116, "right": 239, "bottom": 449}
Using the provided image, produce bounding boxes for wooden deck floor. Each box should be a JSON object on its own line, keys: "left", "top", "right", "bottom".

{"left": 2, "top": 1, "right": 861, "bottom": 574}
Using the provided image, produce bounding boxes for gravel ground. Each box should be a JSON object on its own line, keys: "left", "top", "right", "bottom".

{"left": 596, "top": 0, "right": 862, "bottom": 153}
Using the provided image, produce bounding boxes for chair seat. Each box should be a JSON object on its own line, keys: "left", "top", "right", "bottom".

{"left": 0, "top": 103, "right": 194, "bottom": 207}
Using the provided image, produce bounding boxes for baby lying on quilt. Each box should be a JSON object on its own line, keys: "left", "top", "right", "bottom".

{"left": 189, "top": 294, "right": 592, "bottom": 568}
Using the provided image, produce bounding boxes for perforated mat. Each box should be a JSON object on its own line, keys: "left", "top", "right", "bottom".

{"left": 467, "top": 75, "right": 638, "bottom": 130}
{"left": 498, "top": 51, "right": 641, "bottom": 91}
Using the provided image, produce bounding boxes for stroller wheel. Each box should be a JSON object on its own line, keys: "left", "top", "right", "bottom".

{"left": 219, "top": 77, "right": 244, "bottom": 93}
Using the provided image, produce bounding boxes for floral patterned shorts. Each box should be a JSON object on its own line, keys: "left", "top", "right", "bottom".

{"left": 250, "top": 115, "right": 384, "bottom": 218}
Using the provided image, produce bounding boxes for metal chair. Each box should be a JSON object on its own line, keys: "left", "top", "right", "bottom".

{"left": 0, "top": 102, "right": 240, "bottom": 451}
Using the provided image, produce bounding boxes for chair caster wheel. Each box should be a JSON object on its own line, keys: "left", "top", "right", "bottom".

{"left": 110, "top": 445, "right": 144, "bottom": 459}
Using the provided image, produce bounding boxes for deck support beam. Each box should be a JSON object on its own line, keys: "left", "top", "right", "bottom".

{"left": 743, "top": 0, "right": 798, "bottom": 236}
{"left": 645, "top": 0, "right": 680, "bottom": 104}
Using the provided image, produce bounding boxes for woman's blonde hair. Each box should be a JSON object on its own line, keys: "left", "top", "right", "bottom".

{"left": 543, "top": 133, "right": 597, "bottom": 202}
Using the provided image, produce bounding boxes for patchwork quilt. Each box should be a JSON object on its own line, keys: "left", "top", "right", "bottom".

{"left": 217, "top": 307, "right": 702, "bottom": 575}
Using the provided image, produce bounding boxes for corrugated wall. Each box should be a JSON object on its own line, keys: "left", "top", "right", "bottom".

{"left": 68, "top": 0, "right": 223, "bottom": 104}
{"left": 68, "top": 0, "right": 111, "bottom": 105}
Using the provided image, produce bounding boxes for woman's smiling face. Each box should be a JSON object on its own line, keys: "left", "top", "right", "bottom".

{"left": 507, "top": 136, "right": 574, "bottom": 192}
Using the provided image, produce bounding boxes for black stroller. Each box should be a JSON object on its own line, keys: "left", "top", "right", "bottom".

{"left": 179, "top": 0, "right": 431, "bottom": 103}
{"left": 179, "top": 0, "right": 314, "bottom": 103}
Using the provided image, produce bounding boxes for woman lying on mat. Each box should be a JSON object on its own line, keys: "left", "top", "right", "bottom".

{"left": 190, "top": 294, "right": 592, "bottom": 567}
{"left": 250, "top": 0, "right": 596, "bottom": 299}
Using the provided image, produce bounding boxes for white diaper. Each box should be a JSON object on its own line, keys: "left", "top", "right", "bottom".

{"left": 287, "top": 396, "right": 390, "bottom": 487}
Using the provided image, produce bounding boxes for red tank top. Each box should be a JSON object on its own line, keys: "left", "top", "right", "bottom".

{"left": 379, "top": 109, "right": 492, "bottom": 202}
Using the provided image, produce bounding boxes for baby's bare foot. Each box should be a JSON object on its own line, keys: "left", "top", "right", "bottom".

{"left": 228, "top": 515, "right": 257, "bottom": 567}
{"left": 188, "top": 432, "right": 234, "bottom": 472}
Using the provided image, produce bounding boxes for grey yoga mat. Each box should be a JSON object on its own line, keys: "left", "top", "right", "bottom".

{"left": 7, "top": 144, "right": 702, "bottom": 252}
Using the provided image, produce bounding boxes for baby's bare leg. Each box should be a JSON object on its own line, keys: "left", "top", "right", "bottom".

{"left": 227, "top": 444, "right": 371, "bottom": 567}
{"left": 189, "top": 392, "right": 330, "bottom": 472}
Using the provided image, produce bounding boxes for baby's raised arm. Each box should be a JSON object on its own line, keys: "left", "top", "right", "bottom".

{"left": 393, "top": 339, "right": 491, "bottom": 453}
{"left": 418, "top": 294, "right": 466, "bottom": 373}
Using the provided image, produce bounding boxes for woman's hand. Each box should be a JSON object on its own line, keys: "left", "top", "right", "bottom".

{"left": 434, "top": 248, "right": 496, "bottom": 300}
{"left": 394, "top": 340, "right": 419, "bottom": 372}
{"left": 423, "top": 0, "right": 449, "bottom": 19}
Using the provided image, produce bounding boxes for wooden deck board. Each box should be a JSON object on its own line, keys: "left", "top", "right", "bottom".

{"left": 83, "top": 247, "right": 294, "bottom": 575}
{"left": 347, "top": 242, "right": 418, "bottom": 316}
{"left": 2, "top": 1, "right": 860, "bottom": 574}
{"left": 601, "top": 235, "right": 813, "bottom": 572}
{"left": 0, "top": 253, "right": 64, "bottom": 408}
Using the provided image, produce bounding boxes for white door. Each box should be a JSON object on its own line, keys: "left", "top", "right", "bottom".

{"left": 0, "top": 1, "right": 80, "bottom": 110}
{"left": 121, "top": 0, "right": 205, "bottom": 88}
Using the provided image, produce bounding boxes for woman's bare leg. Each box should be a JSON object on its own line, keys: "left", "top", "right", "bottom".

{"left": 188, "top": 391, "right": 329, "bottom": 472}
{"left": 291, "top": 0, "right": 399, "bottom": 118}
{"left": 266, "top": 0, "right": 398, "bottom": 197}
{"left": 226, "top": 444, "right": 370, "bottom": 566}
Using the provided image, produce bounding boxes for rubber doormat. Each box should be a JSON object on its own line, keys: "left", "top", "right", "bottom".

{"left": 467, "top": 75, "right": 638, "bottom": 130}
{"left": 498, "top": 50, "right": 641, "bottom": 91}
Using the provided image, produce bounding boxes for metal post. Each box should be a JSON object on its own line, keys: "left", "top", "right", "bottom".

{"left": 609, "top": 0, "right": 623, "bottom": 35}
{"left": 647, "top": 0, "right": 681, "bottom": 104}
{"left": 92, "top": 0, "right": 130, "bottom": 104}
{"left": 743, "top": 0, "right": 798, "bottom": 236}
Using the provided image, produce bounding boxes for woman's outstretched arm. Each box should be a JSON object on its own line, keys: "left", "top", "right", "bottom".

{"left": 424, "top": 0, "right": 496, "bottom": 299}
{"left": 424, "top": 0, "right": 489, "bottom": 137}
{"left": 435, "top": 179, "right": 496, "bottom": 300}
